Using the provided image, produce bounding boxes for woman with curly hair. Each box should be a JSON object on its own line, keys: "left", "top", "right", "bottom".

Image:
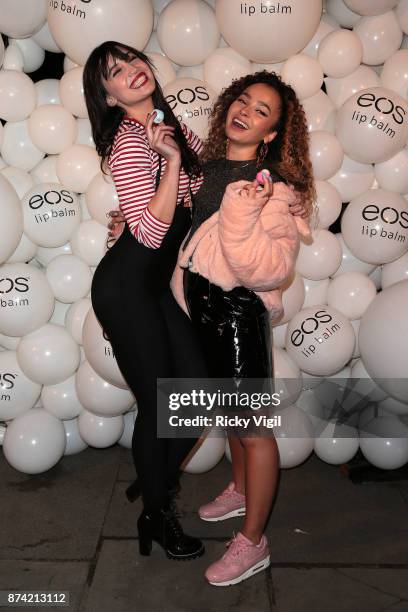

{"left": 170, "top": 70, "right": 315, "bottom": 586}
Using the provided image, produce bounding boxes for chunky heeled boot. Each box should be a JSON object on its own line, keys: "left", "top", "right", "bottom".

{"left": 137, "top": 506, "right": 205, "bottom": 561}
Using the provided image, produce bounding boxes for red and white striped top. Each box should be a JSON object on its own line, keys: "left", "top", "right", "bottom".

{"left": 108, "top": 116, "right": 203, "bottom": 249}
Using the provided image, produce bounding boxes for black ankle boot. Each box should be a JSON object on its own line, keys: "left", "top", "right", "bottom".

{"left": 137, "top": 507, "right": 204, "bottom": 561}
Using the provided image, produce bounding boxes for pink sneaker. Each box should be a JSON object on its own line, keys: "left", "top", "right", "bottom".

{"left": 205, "top": 532, "right": 270, "bottom": 587}
{"left": 198, "top": 482, "right": 246, "bottom": 522}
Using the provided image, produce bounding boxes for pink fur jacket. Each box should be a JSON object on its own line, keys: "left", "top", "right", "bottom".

{"left": 170, "top": 180, "right": 311, "bottom": 323}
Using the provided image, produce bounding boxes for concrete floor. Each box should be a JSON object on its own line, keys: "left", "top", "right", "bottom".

{"left": 1, "top": 446, "right": 408, "bottom": 612}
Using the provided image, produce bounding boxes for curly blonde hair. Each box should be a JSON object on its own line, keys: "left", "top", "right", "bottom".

{"left": 201, "top": 71, "right": 316, "bottom": 218}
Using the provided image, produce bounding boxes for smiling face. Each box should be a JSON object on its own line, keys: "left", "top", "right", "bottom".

{"left": 226, "top": 83, "right": 282, "bottom": 149}
{"left": 102, "top": 50, "right": 156, "bottom": 112}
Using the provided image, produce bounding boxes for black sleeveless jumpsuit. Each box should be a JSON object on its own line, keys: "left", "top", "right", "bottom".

{"left": 91, "top": 163, "right": 207, "bottom": 512}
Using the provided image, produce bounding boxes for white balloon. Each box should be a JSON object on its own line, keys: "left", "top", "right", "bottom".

{"left": 273, "top": 274, "right": 305, "bottom": 326}
{"left": 1, "top": 120, "right": 45, "bottom": 171}
{"left": 1, "top": 166, "right": 33, "bottom": 200}
{"left": 302, "top": 90, "right": 337, "bottom": 133}
{"left": 7, "top": 233, "right": 37, "bottom": 265}
{"left": 314, "top": 420, "right": 359, "bottom": 464}
{"left": 325, "top": 65, "right": 380, "bottom": 110}
{"left": 302, "top": 277, "right": 329, "bottom": 308}
{"left": 22, "top": 183, "right": 81, "bottom": 248}
{"left": 344, "top": 0, "right": 398, "bottom": 16}
{"left": 59, "top": 67, "right": 88, "bottom": 119}
{"left": 203, "top": 47, "right": 252, "bottom": 94}
{"left": 359, "top": 280, "right": 408, "bottom": 403}
{"left": 63, "top": 417, "right": 88, "bottom": 455}
{"left": 281, "top": 54, "right": 323, "bottom": 100}
{"left": 326, "top": 0, "right": 361, "bottom": 29}
{"left": 360, "top": 417, "right": 408, "bottom": 470}
{"left": 396, "top": 0, "right": 408, "bottom": 35}
{"left": 56, "top": 144, "right": 100, "bottom": 193}
{"left": 0, "top": 70, "right": 36, "bottom": 122}
{"left": 35, "top": 242, "right": 72, "bottom": 267}
{"left": 0, "top": 174, "right": 23, "bottom": 265}
{"left": 374, "top": 149, "right": 408, "bottom": 195}
{"left": 41, "top": 373, "right": 83, "bottom": 420}
{"left": 0, "top": 0, "right": 47, "bottom": 38}
{"left": 273, "top": 347, "right": 303, "bottom": 407}
{"left": 76, "top": 360, "right": 134, "bottom": 417}
{"left": 182, "top": 434, "right": 225, "bottom": 473}
{"left": 79, "top": 194, "right": 92, "bottom": 221}
{"left": 47, "top": 0, "right": 153, "bottom": 66}
{"left": 10, "top": 38, "right": 45, "bottom": 73}
{"left": 77, "top": 409, "right": 124, "bottom": 448}
{"left": 381, "top": 50, "right": 408, "bottom": 100}
{"left": 82, "top": 308, "right": 128, "bottom": 390}
{"left": 353, "top": 12, "right": 402, "bottom": 66}
{"left": 333, "top": 234, "right": 376, "bottom": 277}
{"left": 336, "top": 87, "right": 408, "bottom": 164}
{"left": 70, "top": 220, "right": 107, "bottom": 267}
{"left": 50, "top": 299, "right": 70, "bottom": 326}
{"left": 86, "top": 173, "right": 119, "bottom": 227}
{"left": 32, "top": 21, "right": 62, "bottom": 53}
{"left": 35, "top": 79, "right": 62, "bottom": 106}
{"left": 65, "top": 298, "right": 92, "bottom": 345}
{"left": 46, "top": 254, "right": 92, "bottom": 303}
{"left": 328, "top": 155, "right": 375, "bottom": 203}
{"left": 285, "top": 305, "right": 355, "bottom": 376}
{"left": 0, "top": 263, "right": 54, "bottom": 337}
{"left": 296, "top": 230, "right": 342, "bottom": 280}
{"left": 63, "top": 56, "right": 79, "bottom": 72}
{"left": 177, "top": 65, "right": 205, "bottom": 81}
{"left": 350, "top": 358, "right": 388, "bottom": 402}
{"left": 341, "top": 189, "right": 408, "bottom": 265}
{"left": 3, "top": 408, "right": 66, "bottom": 475}
{"left": 327, "top": 272, "right": 377, "bottom": 320}
{"left": 30, "top": 155, "right": 59, "bottom": 185}
{"left": 317, "top": 29, "right": 363, "bottom": 79}
{"left": 301, "top": 15, "right": 339, "bottom": 59}
{"left": 382, "top": 252, "right": 408, "bottom": 288}
{"left": 75, "top": 118, "right": 95, "bottom": 148}
{"left": 3, "top": 43, "right": 25, "bottom": 72}
{"left": 273, "top": 405, "right": 314, "bottom": 468}
{"left": 379, "top": 396, "right": 408, "bottom": 417}
{"left": 216, "top": 0, "right": 322, "bottom": 63}
{"left": 118, "top": 408, "right": 137, "bottom": 449}
{"left": 296, "top": 388, "right": 326, "bottom": 429}
{"left": 163, "top": 77, "right": 217, "bottom": 139}
{"left": 309, "top": 131, "right": 344, "bottom": 181}
{"left": 28, "top": 105, "right": 77, "bottom": 155}
{"left": 0, "top": 350, "right": 41, "bottom": 420}
{"left": 272, "top": 322, "right": 288, "bottom": 349}
{"left": 157, "top": 0, "right": 220, "bottom": 66}
{"left": 17, "top": 323, "right": 80, "bottom": 385}
{"left": 144, "top": 52, "right": 176, "bottom": 89}
{"left": 314, "top": 181, "right": 342, "bottom": 230}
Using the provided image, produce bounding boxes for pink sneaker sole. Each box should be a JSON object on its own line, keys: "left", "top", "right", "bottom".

{"left": 206, "top": 554, "right": 270, "bottom": 586}
{"left": 199, "top": 506, "right": 246, "bottom": 522}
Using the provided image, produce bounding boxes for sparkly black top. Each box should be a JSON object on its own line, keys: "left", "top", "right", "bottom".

{"left": 185, "top": 158, "right": 285, "bottom": 248}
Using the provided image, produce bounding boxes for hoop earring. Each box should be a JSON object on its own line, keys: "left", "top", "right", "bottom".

{"left": 257, "top": 142, "right": 268, "bottom": 167}
{"left": 226, "top": 137, "right": 230, "bottom": 154}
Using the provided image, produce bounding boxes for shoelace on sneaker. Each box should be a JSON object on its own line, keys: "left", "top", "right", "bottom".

{"left": 224, "top": 533, "right": 250, "bottom": 560}
{"left": 215, "top": 486, "right": 239, "bottom": 502}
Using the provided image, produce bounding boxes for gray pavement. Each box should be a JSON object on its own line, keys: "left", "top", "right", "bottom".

{"left": 1, "top": 446, "right": 408, "bottom": 612}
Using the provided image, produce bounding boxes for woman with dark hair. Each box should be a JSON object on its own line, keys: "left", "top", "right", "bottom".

{"left": 170, "top": 71, "right": 315, "bottom": 585}
{"left": 82, "top": 41, "right": 207, "bottom": 562}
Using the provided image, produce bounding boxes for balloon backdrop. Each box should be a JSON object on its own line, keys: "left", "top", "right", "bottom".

{"left": 1, "top": 0, "right": 407, "bottom": 475}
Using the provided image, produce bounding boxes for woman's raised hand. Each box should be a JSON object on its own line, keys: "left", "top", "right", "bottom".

{"left": 145, "top": 111, "right": 181, "bottom": 163}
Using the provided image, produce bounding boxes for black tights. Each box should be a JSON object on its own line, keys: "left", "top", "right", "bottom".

{"left": 91, "top": 216, "right": 207, "bottom": 512}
